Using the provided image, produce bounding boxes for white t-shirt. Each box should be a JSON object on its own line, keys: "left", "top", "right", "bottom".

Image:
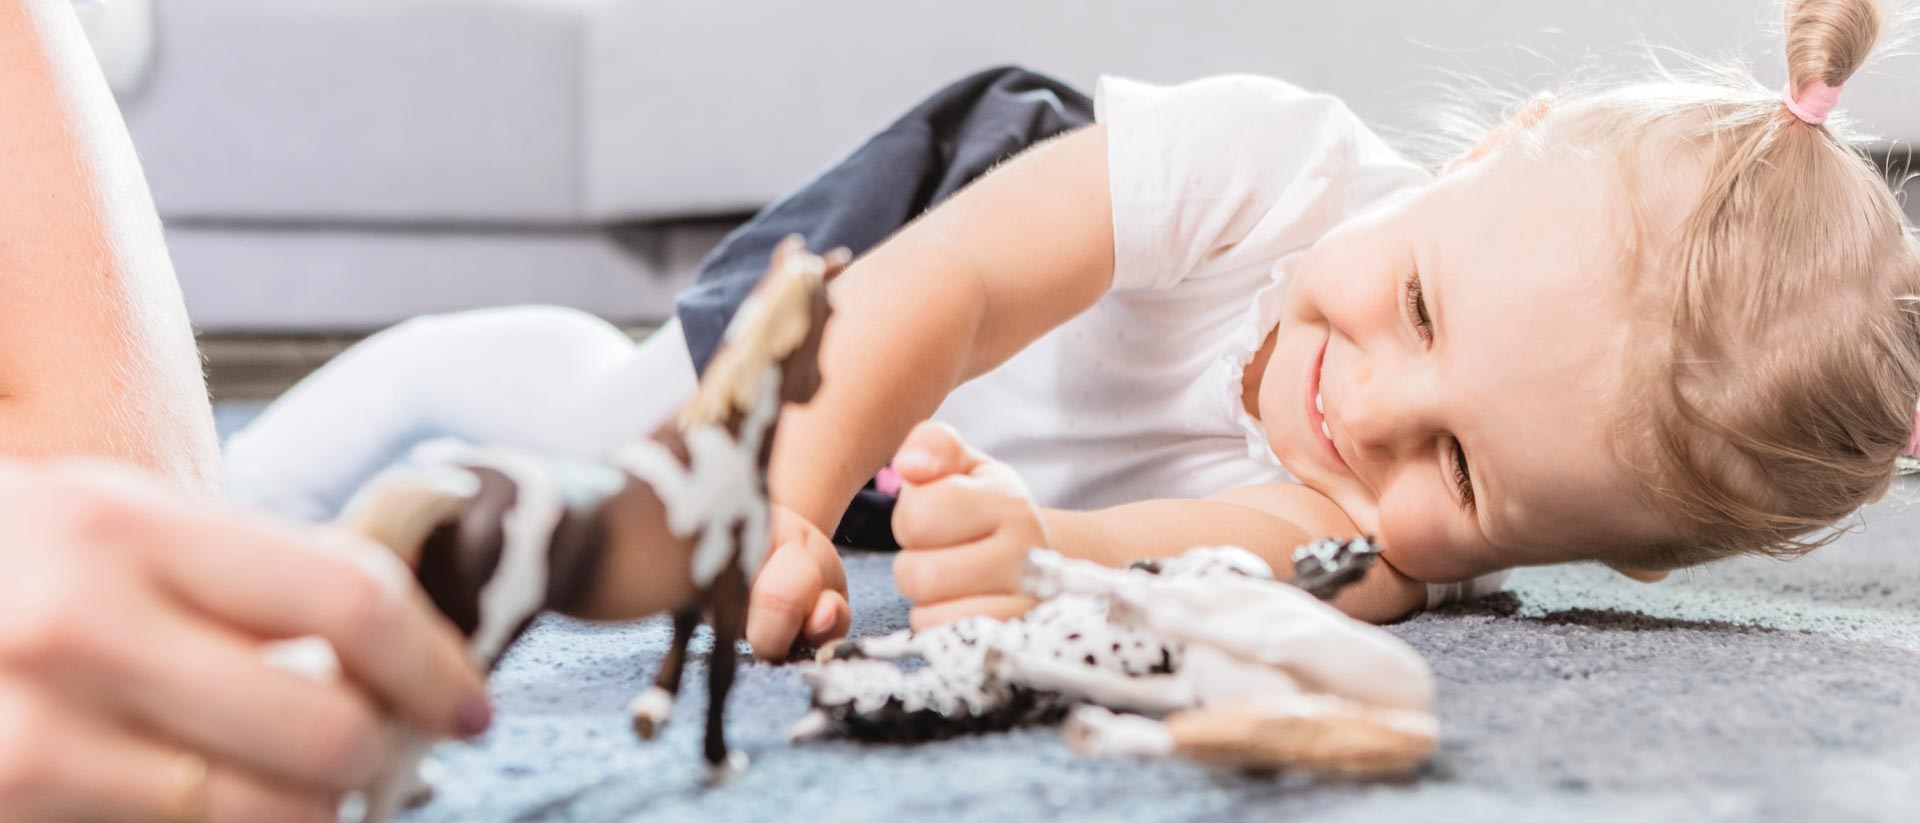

{"left": 931, "top": 74, "right": 1507, "bottom": 608}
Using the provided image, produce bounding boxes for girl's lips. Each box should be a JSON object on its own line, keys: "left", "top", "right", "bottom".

{"left": 1305, "top": 334, "right": 1350, "bottom": 472}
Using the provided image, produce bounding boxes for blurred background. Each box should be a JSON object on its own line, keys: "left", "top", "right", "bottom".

{"left": 73, "top": 0, "right": 1920, "bottom": 404}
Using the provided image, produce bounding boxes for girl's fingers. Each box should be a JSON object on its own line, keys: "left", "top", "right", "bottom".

{"left": 891, "top": 421, "right": 982, "bottom": 484}
{"left": 780, "top": 506, "right": 847, "bottom": 596}
{"left": 908, "top": 595, "right": 1036, "bottom": 632}
{"left": 893, "top": 475, "right": 1026, "bottom": 549}
{"left": 132, "top": 502, "right": 483, "bottom": 737}
{"left": 804, "top": 589, "right": 852, "bottom": 646}
{"left": 892, "top": 541, "right": 1024, "bottom": 605}
{"left": 106, "top": 604, "right": 388, "bottom": 792}
{"left": 0, "top": 680, "right": 338, "bottom": 823}
{"left": 746, "top": 541, "right": 826, "bottom": 660}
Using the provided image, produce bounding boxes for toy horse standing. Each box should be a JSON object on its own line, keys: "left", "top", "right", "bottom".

{"left": 612, "top": 235, "right": 848, "bottom": 766}
{"left": 335, "top": 236, "right": 846, "bottom": 819}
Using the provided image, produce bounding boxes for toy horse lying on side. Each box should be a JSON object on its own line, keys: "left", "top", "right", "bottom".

{"left": 335, "top": 237, "right": 846, "bottom": 820}
{"left": 794, "top": 538, "right": 1438, "bottom": 776}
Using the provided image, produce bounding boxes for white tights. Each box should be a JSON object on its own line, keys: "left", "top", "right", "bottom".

{"left": 223, "top": 306, "right": 698, "bottom": 521}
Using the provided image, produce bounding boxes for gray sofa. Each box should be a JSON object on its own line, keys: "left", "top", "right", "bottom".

{"left": 104, "top": 0, "right": 1920, "bottom": 333}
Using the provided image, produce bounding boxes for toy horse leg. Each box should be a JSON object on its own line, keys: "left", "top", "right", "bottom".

{"left": 984, "top": 647, "right": 1195, "bottom": 715}
{"left": 829, "top": 629, "right": 923, "bottom": 661}
{"left": 1018, "top": 550, "right": 1150, "bottom": 603}
{"left": 631, "top": 607, "right": 701, "bottom": 740}
{"left": 1062, "top": 705, "right": 1177, "bottom": 759}
{"left": 702, "top": 564, "right": 751, "bottom": 775}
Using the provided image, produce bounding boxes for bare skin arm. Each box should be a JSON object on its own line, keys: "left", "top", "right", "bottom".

{"left": 893, "top": 424, "right": 1429, "bottom": 628}
{"left": 0, "top": 0, "right": 219, "bottom": 494}
{"left": 769, "top": 125, "right": 1116, "bottom": 531}
{"left": 1043, "top": 484, "right": 1430, "bottom": 624}
{"left": 747, "top": 125, "right": 1116, "bottom": 655}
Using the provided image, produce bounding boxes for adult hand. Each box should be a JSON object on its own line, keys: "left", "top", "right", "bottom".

{"left": 0, "top": 460, "right": 487, "bottom": 822}
{"left": 889, "top": 422, "right": 1047, "bottom": 630}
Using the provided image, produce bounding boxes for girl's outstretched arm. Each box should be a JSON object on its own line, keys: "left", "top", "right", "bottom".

{"left": 749, "top": 125, "right": 1115, "bottom": 656}
{"left": 1044, "top": 486, "right": 1431, "bottom": 624}
{"left": 0, "top": 0, "right": 218, "bottom": 494}
{"left": 890, "top": 422, "right": 1430, "bottom": 627}
{"left": 769, "top": 125, "right": 1116, "bottom": 532}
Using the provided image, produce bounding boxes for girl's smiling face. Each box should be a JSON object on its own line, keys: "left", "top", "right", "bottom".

{"left": 1254, "top": 148, "right": 1674, "bottom": 582}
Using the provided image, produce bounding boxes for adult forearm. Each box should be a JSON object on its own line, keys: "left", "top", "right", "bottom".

{"left": 0, "top": 0, "right": 219, "bottom": 495}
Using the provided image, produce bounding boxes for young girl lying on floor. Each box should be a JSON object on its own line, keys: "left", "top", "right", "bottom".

{"left": 227, "top": 0, "right": 1920, "bottom": 659}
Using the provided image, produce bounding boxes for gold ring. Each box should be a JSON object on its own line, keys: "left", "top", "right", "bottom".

{"left": 162, "top": 753, "right": 208, "bottom": 823}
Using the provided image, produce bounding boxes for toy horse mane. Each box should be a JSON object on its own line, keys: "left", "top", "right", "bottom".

{"left": 679, "top": 238, "right": 846, "bottom": 429}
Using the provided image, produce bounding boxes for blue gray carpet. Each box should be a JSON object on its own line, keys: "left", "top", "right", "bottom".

{"left": 392, "top": 492, "right": 1920, "bottom": 823}
{"left": 218, "top": 403, "right": 1920, "bottom": 822}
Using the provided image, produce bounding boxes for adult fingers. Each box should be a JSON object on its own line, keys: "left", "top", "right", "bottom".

{"left": 908, "top": 595, "right": 1036, "bottom": 632}
{"left": 746, "top": 540, "right": 824, "bottom": 661}
{"left": 133, "top": 505, "right": 484, "bottom": 738}
{"left": 890, "top": 421, "right": 983, "bottom": 485}
{"left": 893, "top": 542, "right": 1023, "bottom": 605}
{"left": 105, "top": 606, "right": 388, "bottom": 792}
{"left": 893, "top": 475, "right": 1024, "bottom": 549}
{"left": 0, "top": 680, "right": 337, "bottom": 823}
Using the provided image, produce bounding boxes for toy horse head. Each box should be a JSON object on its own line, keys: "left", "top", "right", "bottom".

{"left": 680, "top": 236, "right": 847, "bottom": 429}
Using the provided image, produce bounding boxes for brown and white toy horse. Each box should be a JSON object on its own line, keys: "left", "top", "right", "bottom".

{"left": 338, "top": 237, "right": 845, "bottom": 818}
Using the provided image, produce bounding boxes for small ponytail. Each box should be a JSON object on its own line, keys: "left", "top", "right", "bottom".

{"left": 1781, "top": 0, "right": 1886, "bottom": 123}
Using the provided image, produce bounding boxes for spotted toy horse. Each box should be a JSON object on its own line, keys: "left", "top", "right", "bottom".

{"left": 338, "top": 237, "right": 845, "bottom": 818}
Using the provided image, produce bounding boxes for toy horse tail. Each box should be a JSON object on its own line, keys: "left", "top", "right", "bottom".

{"left": 336, "top": 466, "right": 483, "bottom": 565}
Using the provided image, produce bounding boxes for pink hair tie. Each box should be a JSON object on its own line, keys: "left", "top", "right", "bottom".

{"left": 875, "top": 464, "right": 903, "bottom": 497}
{"left": 1905, "top": 410, "right": 1920, "bottom": 459}
{"left": 1784, "top": 81, "right": 1843, "bottom": 125}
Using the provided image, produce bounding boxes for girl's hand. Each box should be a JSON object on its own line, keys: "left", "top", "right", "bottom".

{"left": 0, "top": 460, "right": 488, "bottom": 823}
{"left": 745, "top": 504, "right": 851, "bottom": 661}
{"left": 889, "top": 422, "right": 1047, "bottom": 629}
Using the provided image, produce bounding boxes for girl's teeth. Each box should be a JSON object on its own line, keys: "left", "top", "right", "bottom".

{"left": 1314, "top": 392, "right": 1324, "bottom": 413}
{"left": 1320, "top": 421, "right": 1332, "bottom": 440}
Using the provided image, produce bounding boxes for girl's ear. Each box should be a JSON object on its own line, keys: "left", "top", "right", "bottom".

{"left": 1443, "top": 92, "right": 1556, "bottom": 175}
{"left": 1609, "top": 564, "right": 1670, "bottom": 584}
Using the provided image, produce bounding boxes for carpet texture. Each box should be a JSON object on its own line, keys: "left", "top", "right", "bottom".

{"left": 386, "top": 483, "right": 1920, "bottom": 823}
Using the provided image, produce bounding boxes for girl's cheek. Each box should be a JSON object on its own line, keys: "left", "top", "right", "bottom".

{"left": 1375, "top": 486, "right": 1468, "bottom": 582}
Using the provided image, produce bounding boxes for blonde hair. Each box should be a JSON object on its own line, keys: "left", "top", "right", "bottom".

{"left": 1514, "top": 0, "right": 1920, "bottom": 566}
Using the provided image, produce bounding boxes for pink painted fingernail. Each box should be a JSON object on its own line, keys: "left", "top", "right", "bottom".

{"left": 896, "top": 449, "right": 934, "bottom": 473}
{"left": 455, "top": 695, "right": 493, "bottom": 737}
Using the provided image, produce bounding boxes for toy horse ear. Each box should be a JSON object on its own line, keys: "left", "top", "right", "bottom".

{"left": 821, "top": 247, "right": 853, "bottom": 282}
{"left": 336, "top": 467, "right": 481, "bottom": 567}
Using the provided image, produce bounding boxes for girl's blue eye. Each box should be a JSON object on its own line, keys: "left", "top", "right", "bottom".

{"left": 1404, "top": 273, "right": 1433, "bottom": 343}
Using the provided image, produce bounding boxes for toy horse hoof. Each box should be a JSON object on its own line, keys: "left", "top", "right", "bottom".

{"left": 627, "top": 686, "right": 675, "bottom": 740}
{"left": 704, "top": 751, "right": 750, "bottom": 784}
{"left": 814, "top": 640, "right": 843, "bottom": 663}
{"left": 1062, "top": 704, "right": 1173, "bottom": 758}
{"left": 787, "top": 709, "right": 832, "bottom": 742}
{"left": 1017, "top": 550, "right": 1069, "bottom": 600}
